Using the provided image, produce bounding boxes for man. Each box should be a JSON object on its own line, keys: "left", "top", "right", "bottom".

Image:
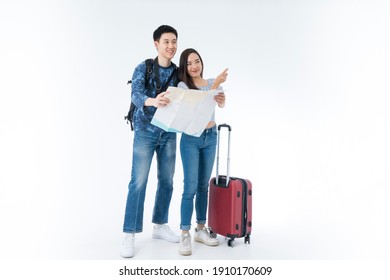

{"left": 121, "top": 25, "right": 179, "bottom": 258}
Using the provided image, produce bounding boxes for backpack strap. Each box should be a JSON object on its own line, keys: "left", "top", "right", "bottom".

{"left": 162, "top": 66, "right": 177, "bottom": 92}
{"left": 145, "top": 58, "right": 154, "bottom": 85}
{"left": 153, "top": 58, "right": 163, "bottom": 93}
{"left": 153, "top": 58, "right": 178, "bottom": 94}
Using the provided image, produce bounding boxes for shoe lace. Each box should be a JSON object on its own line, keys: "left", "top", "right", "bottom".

{"left": 196, "top": 226, "right": 208, "bottom": 233}
{"left": 123, "top": 234, "right": 134, "bottom": 246}
{"left": 160, "top": 224, "right": 174, "bottom": 233}
{"left": 181, "top": 234, "right": 191, "bottom": 246}
{"left": 197, "top": 227, "right": 215, "bottom": 239}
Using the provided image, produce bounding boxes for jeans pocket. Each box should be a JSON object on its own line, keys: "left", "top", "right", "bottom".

{"left": 212, "top": 126, "right": 217, "bottom": 136}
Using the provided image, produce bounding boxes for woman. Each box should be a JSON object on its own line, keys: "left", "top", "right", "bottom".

{"left": 177, "top": 48, "right": 228, "bottom": 256}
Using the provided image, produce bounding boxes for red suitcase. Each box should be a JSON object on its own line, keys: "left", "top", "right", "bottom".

{"left": 208, "top": 124, "right": 252, "bottom": 247}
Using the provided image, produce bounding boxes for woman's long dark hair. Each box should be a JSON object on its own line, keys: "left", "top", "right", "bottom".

{"left": 178, "top": 48, "right": 204, "bottom": 90}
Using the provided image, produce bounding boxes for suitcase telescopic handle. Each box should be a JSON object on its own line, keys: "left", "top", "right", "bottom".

{"left": 218, "top": 123, "right": 232, "bottom": 131}
{"left": 216, "top": 123, "right": 231, "bottom": 186}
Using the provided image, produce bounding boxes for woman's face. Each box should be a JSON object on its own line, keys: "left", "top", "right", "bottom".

{"left": 186, "top": 52, "right": 203, "bottom": 79}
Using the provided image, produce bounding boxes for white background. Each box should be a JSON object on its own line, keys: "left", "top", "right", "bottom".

{"left": 1, "top": 0, "right": 390, "bottom": 266}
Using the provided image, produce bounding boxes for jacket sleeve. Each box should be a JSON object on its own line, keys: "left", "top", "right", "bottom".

{"left": 131, "top": 63, "right": 150, "bottom": 109}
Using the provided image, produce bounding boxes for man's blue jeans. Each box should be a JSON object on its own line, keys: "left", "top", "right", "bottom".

{"left": 123, "top": 129, "right": 176, "bottom": 233}
{"left": 180, "top": 126, "right": 217, "bottom": 231}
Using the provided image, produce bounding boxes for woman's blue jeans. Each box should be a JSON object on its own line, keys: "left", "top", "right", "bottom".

{"left": 180, "top": 126, "right": 217, "bottom": 231}
{"left": 123, "top": 129, "right": 176, "bottom": 233}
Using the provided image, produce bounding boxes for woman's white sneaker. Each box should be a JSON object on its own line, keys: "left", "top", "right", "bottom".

{"left": 194, "top": 227, "right": 219, "bottom": 246}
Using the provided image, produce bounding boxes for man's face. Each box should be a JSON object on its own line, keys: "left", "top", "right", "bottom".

{"left": 154, "top": 32, "right": 177, "bottom": 60}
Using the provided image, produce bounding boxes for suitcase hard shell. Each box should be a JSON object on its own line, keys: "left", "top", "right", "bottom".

{"left": 208, "top": 176, "right": 252, "bottom": 246}
{"left": 208, "top": 124, "right": 252, "bottom": 247}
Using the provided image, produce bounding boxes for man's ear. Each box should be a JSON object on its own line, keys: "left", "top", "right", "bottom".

{"left": 154, "top": 40, "right": 158, "bottom": 50}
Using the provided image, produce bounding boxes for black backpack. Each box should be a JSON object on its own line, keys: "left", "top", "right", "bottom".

{"left": 124, "top": 58, "right": 178, "bottom": 130}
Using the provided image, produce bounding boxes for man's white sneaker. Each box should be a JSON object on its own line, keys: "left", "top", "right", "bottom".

{"left": 152, "top": 224, "right": 179, "bottom": 243}
{"left": 194, "top": 227, "right": 219, "bottom": 246}
{"left": 120, "top": 233, "right": 135, "bottom": 258}
{"left": 179, "top": 233, "right": 192, "bottom": 256}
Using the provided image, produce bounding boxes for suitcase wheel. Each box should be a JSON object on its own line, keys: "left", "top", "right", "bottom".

{"left": 245, "top": 235, "right": 251, "bottom": 244}
{"left": 227, "top": 239, "right": 236, "bottom": 247}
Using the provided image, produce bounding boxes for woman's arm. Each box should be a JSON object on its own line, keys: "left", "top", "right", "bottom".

{"left": 211, "top": 68, "right": 228, "bottom": 90}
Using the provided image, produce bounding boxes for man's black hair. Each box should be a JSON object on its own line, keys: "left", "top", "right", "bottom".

{"left": 153, "top": 25, "right": 178, "bottom": 41}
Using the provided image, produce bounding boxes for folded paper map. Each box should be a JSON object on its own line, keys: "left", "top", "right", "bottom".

{"left": 151, "top": 86, "right": 220, "bottom": 137}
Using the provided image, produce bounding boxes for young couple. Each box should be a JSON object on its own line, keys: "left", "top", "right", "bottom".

{"left": 121, "top": 25, "right": 228, "bottom": 258}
